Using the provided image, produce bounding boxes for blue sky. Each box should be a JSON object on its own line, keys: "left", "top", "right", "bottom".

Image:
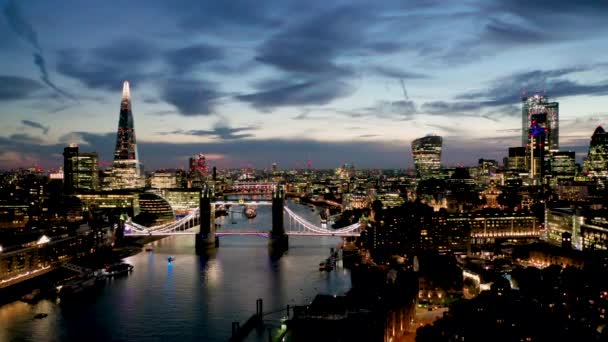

{"left": 1, "top": 0, "right": 608, "bottom": 170}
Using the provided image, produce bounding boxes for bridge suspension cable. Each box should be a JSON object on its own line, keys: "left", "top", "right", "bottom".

{"left": 124, "top": 205, "right": 361, "bottom": 237}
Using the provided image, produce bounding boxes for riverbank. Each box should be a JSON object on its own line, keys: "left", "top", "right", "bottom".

{"left": 0, "top": 237, "right": 158, "bottom": 308}
{"left": 2, "top": 203, "right": 353, "bottom": 342}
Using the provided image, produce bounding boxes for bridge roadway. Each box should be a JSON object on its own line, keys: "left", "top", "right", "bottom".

{"left": 125, "top": 227, "right": 360, "bottom": 237}
{"left": 214, "top": 201, "right": 272, "bottom": 206}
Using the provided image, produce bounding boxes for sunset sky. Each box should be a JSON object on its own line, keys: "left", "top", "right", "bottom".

{"left": 1, "top": 0, "right": 608, "bottom": 170}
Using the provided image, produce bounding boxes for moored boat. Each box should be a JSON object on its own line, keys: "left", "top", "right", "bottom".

{"left": 21, "top": 289, "right": 42, "bottom": 304}
{"left": 59, "top": 275, "right": 100, "bottom": 300}
{"left": 104, "top": 263, "right": 134, "bottom": 277}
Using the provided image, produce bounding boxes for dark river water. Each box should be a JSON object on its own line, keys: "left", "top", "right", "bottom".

{"left": 1, "top": 202, "right": 351, "bottom": 342}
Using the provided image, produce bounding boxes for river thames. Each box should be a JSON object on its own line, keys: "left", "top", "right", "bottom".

{"left": 1, "top": 202, "right": 351, "bottom": 342}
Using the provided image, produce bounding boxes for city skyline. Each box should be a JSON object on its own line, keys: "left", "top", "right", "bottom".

{"left": 1, "top": 1, "right": 608, "bottom": 169}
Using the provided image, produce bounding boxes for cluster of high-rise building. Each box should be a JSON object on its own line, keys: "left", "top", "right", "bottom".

{"left": 408, "top": 93, "right": 607, "bottom": 191}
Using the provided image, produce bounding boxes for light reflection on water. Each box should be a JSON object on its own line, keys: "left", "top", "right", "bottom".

{"left": 1, "top": 202, "right": 351, "bottom": 342}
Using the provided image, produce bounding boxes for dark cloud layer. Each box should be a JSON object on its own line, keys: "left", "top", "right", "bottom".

{"left": 56, "top": 41, "right": 156, "bottom": 92}
{"left": 166, "top": 44, "right": 225, "bottom": 74}
{"left": 2, "top": 1, "right": 608, "bottom": 169}
{"left": 421, "top": 65, "right": 608, "bottom": 116}
{"left": 0, "top": 76, "right": 43, "bottom": 101}
{"left": 3, "top": 0, "right": 72, "bottom": 98}
{"left": 21, "top": 119, "right": 49, "bottom": 134}
{"left": 369, "top": 66, "right": 429, "bottom": 79}
{"left": 161, "top": 79, "right": 223, "bottom": 116}
{"left": 168, "top": 123, "right": 257, "bottom": 140}
{"left": 237, "top": 80, "right": 354, "bottom": 110}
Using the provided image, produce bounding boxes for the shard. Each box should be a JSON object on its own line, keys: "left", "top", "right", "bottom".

{"left": 111, "top": 81, "right": 143, "bottom": 189}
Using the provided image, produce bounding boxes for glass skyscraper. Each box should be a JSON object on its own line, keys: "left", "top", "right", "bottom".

{"left": 507, "top": 147, "right": 527, "bottom": 172}
{"left": 411, "top": 135, "right": 442, "bottom": 179}
{"left": 111, "top": 81, "right": 143, "bottom": 189}
{"left": 583, "top": 126, "right": 608, "bottom": 178}
{"left": 522, "top": 94, "right": 559, "bottom": 150}
{"left": 522, "top": 95, "right": 559, "bottom": 182}
{"left": 63, "top": 145, "right": 99, "bottom": 193}
{"left": 549, "top": 150, "right": 576, "bottom": 177}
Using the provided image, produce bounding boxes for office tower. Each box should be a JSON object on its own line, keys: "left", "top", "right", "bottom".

{"left": 150, "top": 171, "right": 178, "bottom": 189}
{"left": 549, "top": 151, "right": 576, "bottom": 178}
{"left": 528, "top": 112, "right": 548, "bottom": 181}
{"left": 63, "top": 144, "right": 99, "bottom": 193}
{"left": 77, "top": 152, "right": 99, "bottom": 191}
{"left": 521, "top": 94, "right": 559, "bottom": 150}
{"left": 411, "top": 135, "right": 442, "bottom": 179}
{"left": 111, "top": 81, "right": 143, "bottom": 189}
{"left": 507, "top": 147, "right": 527, "bottom": 172}
{"left": 583, "top": 126, "right": 608, "bottom": 178}
{"left": 63, "top": 145, "right": 79, "bottom": 194}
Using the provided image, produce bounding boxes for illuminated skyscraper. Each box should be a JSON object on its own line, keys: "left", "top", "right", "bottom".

{"left": 507, "top": 147, "right": 527, "bottom": 172}
{"left": 528, "top": 112, "right": 548, "bottom": 181}
{"left": 63, "top": 144, "right": 99, "bottom": 193}
{"left": 522, "top": 94, "right": 559, "bottom": 150}
{"left": 111, "top": 81, "right": 143, "bottom": 189}
{"left": 522, "top": 95, "right": 558, "bottom": 183}
{"left": 549, "top": 150, "right": 576, "bottom": 179}
{"left": 583, "top": 126, "right": 608, "bottom": 178}
{"left": 411, "top": 135, "right": 442, "bottom": 179}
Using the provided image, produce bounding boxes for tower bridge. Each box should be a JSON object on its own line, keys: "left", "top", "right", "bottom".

{"left": 124, "top": 185, "right": 362, "bottom": 254}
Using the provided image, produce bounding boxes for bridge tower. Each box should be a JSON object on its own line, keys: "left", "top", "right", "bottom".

{"left": 269, "top": 186, "right": 288, "bottom": 251}
{"left": 196, "top": 184, "right": 218, "bottom": 254}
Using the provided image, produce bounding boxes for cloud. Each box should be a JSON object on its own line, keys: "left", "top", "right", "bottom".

{"left": 421, "top": 101, "right": 485, "bottom": 115}
{"left": 160, "top": 78, "right": 223, "bottom": 116}
{"left": 3, "top": 0, "right": 72, "bottom": 98}
{"left": 0, "top": 150, "right": 39, "bottom": 168}
{"left": 0, "top": 75, "right": 43, "bottom": 101}
{"left": 9, "top": 133, "right": 44, "bottom": 144}
{"left": 481, "top": 18, "right": 553, "bottom": 45}
{"left": 368, "top": 66, "right": 429, "bottom": 79}
{"left": 175, "top": 1, "right": 285, "bottom": 38}
{"left": 254, "top": 5, "right": 369, "bottom": 77}
{"left": 2, "top": 0, "right": 40, "bottom": 50}
{"left": 237, "top": 79, "right": 354, "bottom": 110}
{"left": 164, "top": 118, "right": 257, "bottom": 140}
{"left": 244, "top": 4, "right": 416, "bottom": 110}
{"left": 22, "top": 119, "right": 49, "bottom": 134}
{"left": 292, "top": 109, "right": 333, "bottom": 121}
{"left": 492, "top": 0, "right": 608, "bottom": 23}
{"left": 93, "top": 39, "right": 157, "bottom": 65}
{"left": 424, "top": 65, "right": 608, "bottom": 116}
{"left": 56, "top": 39, "right": 159, "bottom": 92}
{"left": 402, "top": 1, "right": 608, "bottom": 66}
{"left": 346, "top": 100, "right": 417, "bottom": 120}
{"left": 166, "top": 43, "right": 225, "bottom": 74}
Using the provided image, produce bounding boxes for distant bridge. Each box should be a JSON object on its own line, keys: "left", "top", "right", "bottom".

{"left": 124, "top": 204, "right": 361, "bottom": 238}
